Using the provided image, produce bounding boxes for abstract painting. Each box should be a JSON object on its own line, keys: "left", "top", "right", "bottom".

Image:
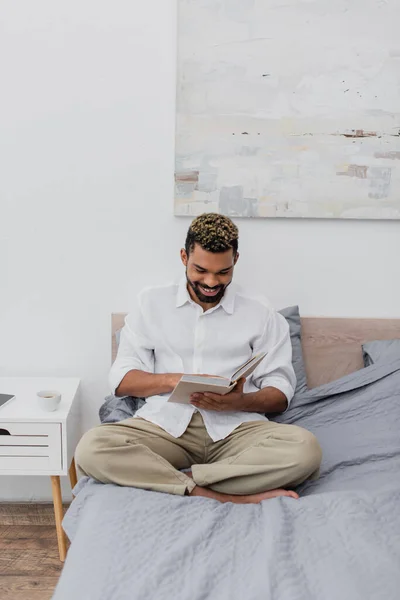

{"left": 174, "top": 0, "right": 400, "bottom": 219}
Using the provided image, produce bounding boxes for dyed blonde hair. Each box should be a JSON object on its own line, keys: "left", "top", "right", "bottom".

{"left": 185, "top": 213, "right": 239, "bottom": 255}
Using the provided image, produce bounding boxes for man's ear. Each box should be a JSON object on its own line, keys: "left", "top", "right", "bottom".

{"left": 180, "top": 248, "right": 188, "bottom": 267}
{"left": 234, "top": 252, "right": 239, "bottom": 266}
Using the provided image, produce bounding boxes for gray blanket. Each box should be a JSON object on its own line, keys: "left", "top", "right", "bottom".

{"left": 53, "top": 359, "right": 400, "bottom": 600}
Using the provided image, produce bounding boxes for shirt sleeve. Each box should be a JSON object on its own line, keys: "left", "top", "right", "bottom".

{"left": 251, "top": 310, "right": 297, "bottom": 407}
{"left": 108, "top": 299, "right": 155, "bottom": 396}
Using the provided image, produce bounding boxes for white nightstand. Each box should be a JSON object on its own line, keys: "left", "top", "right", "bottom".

{"left": 0, "top": 377, "right": 81, "bottom": 562}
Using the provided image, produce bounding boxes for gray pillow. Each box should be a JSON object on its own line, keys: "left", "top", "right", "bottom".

{"left": 115, "top": 305, "right": 308, "bottom": 394}
{"left": 362, "top": 339, "right": 400, "bottom": 366}
{"left": 278, "top": 305, "right": 308, "bottom": 394}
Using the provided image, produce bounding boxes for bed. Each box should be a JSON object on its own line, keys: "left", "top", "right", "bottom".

{"left": 53, "top": 313, "right": 400, "bottom": 600}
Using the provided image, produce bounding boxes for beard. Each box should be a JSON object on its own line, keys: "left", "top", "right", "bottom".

{"left": 186, "top": 272, "right": 228, "bottom": 304}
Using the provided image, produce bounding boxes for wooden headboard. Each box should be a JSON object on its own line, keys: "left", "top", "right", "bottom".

{"left": 111, "top": 313, "right": 400, "bottom": 388}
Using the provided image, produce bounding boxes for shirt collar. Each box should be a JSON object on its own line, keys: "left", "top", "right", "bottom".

{"left": 176, "top": 277, "right": 236, "bottom": 315}
{"left": 176, "top": 277, "right": 191, "bottom": 308}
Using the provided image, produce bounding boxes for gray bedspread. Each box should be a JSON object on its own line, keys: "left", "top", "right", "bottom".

{"left": 53, "top": 359, "right": 400, "bottom": 600}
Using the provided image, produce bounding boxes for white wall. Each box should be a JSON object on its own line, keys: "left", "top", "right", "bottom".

{"left": 1, "top": 1, "right": 399, "bottom": 500}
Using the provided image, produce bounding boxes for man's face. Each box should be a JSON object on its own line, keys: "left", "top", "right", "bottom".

{"left": 180, "top": 243, "right": 239, "bottom": 306}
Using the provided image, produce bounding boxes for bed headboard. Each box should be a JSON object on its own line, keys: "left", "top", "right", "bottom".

{"left": 111, "top": 313, "right": 400, "bottom": 388}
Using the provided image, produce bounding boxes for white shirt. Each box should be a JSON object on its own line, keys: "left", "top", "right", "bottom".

{"left": 109, "top": 278, "right": 296, "bottom": 442}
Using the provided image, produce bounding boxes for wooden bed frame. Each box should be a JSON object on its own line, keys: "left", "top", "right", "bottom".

{"left": 111, "top": 314, "right": 400, "bottom": 388}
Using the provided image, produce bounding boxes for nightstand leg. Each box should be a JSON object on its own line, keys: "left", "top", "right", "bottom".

{"left": 51, "top": 475, "right": 67, "bottom": 562}
{"left": 69, "top": 457, "right": 78, "bottom": 496}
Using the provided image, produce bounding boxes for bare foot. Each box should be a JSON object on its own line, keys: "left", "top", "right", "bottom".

{"left": 189, "top": 485, "right": 299, "bottom": 504}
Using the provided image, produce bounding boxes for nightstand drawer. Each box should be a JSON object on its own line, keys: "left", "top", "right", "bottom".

{"left": 0, "top": 422, "right": 62, "bottom": 472}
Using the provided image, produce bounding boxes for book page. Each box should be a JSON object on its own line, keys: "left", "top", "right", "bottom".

{"left": 230, "top": 352, "right": 266, "bottom": 383}
{"left": 168, "top": 380, "right": 236, "bottom": 404}
{"left": 181, "top": 375, "right": 230, "bottom": 386}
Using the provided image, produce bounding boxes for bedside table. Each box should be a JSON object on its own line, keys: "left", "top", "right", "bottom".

{"left": 0, "top": 377, "right": 81, "bottom": 562}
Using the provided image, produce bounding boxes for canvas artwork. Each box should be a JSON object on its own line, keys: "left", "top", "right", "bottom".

{"left": 174, "top": 0, "right": 400, "bottom": 219}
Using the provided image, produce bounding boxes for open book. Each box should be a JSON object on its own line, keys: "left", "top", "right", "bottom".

{"left": 167, "top": 352, "right": 266, "bottom": 405}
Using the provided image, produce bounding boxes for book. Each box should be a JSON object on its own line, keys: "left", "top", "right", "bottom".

{"left": 0, "top": 393, "right": 16, "bottom": 411}
{"left": 167, "top": 352, "right": 266, "bottom": 405}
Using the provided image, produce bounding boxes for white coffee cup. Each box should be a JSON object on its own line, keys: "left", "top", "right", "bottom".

{"left": 37, "top": 390, "right": 62, "bottom": 412}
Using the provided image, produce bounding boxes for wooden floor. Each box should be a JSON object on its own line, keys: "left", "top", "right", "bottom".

{"left": 0, "top": 503, "right": 70, "bottom": 600}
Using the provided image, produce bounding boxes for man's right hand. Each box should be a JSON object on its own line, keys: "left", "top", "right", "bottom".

{"left": 166, "top": 373, "right": 184, "bottom": 391}
{"left": 116, "top": 370, "right": 218, "bottom": 398}
{"left": 166, "top": 373, "right": 218, "bottom": 392}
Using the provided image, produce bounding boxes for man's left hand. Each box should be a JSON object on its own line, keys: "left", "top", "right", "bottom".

{"left": 190, "top": 378, "right": 247, "bottom": 412}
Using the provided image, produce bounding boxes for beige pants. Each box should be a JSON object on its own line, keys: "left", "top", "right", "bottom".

{"left": 75, "top": 412, "right": 322, "bottom": 496}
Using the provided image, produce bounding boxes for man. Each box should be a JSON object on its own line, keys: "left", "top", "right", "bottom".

{"left": 76, "top": 213, "right": 321, "bottom": 503}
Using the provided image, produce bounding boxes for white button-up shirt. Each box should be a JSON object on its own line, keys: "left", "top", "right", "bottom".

{"left": 109, "top": 278, "right": 296, "bottom": 442}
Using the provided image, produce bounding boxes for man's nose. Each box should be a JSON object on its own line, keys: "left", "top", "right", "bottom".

{"left": 204, "top": 276, "right": 219, "bottom": 288}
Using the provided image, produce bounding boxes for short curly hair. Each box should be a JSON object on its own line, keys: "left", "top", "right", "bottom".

{"left": 185, "top": 213, "right": 239, "bottom": 256}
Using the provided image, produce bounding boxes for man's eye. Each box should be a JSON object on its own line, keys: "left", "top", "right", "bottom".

{"left": 196, "top": 269, "right": 205, "bottom": 273}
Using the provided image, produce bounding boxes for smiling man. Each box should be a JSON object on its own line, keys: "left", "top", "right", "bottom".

{"left": 76, "top": 213, "right": 322, "bottom": 503}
